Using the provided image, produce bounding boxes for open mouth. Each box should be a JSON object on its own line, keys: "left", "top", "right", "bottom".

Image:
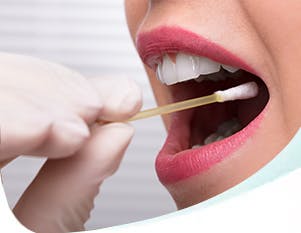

{"left": 137, "top": 27, "right": 270, "bottom": 185}
{"left": 157, "top": 53, "right": 269, "bottom": 149}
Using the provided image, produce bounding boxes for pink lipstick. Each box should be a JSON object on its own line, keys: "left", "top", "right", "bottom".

{"left": 136, "top": 26, "right": 268, "bottom": 185}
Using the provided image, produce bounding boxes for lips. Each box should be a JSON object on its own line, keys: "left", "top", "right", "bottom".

{"left": 136, "top": 26, "right": 269, "bottom": 185}
{"left": 137, "top": 26, "right": 257, "bottom": 74}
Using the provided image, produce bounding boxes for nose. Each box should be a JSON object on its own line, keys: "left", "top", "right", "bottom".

{"left": 137, "top": 0, "right": 243, "bottom": 36}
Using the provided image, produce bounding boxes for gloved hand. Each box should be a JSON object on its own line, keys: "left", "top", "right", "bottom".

{"left": 0, "top": 52, "right": 142, "bottom": 233}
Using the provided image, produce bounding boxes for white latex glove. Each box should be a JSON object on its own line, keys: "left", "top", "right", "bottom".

{"left": 0, "top": 52, "right": 142, "bottom": 232}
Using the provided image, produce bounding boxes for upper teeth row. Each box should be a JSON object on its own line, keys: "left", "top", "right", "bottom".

{"left": 156, "top": 53, "right": 240, "bottom": 85}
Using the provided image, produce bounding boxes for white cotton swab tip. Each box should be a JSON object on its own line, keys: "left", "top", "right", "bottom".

{"left": 215, "top": 81, "right": 259, "bottom": 102}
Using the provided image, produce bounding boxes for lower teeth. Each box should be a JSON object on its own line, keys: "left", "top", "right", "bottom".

{"left": 192, "top": 144, "right": 202, "bottom": 149}
{"left": 192, "top": 118, "right": 242, "bottom": 149}
{"left": 204, "top": 133, "right": 224, "bottom": 145}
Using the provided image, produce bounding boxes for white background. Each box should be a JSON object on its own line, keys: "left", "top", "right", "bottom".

{"left": 0, "top": 0, "right": 176, "bottom": 230}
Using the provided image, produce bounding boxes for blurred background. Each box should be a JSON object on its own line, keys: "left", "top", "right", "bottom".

{"left": 0, "top": 0, "right": 175, "bottom": 230}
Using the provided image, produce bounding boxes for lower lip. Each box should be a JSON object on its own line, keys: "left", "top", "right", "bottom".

{"left": 155, "top": 108, "right": 266, "bottom": 185}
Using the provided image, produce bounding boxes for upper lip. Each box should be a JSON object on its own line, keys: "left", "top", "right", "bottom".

{"left": 136, "top": 26, "right": 259, "bottom": 77}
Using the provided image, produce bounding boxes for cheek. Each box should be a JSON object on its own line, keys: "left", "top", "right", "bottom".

{"left": 241, "top": 1, "right": 301, "bottom": 61}
{"left": 125, "top": 0, "right": 149, "bottom": 39}
{"left": 241, "top": 0, "right": 301, "bottom": 128}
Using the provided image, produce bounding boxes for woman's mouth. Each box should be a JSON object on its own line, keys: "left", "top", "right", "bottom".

{"left": 137, "top": 26, "right": 270, "bottom": 185}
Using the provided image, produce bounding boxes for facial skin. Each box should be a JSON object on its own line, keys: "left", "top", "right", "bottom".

{"left": 125, "top": 0, "right": 301, "bottom": 209}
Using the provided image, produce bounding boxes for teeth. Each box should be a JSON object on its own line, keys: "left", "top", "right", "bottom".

{"left": 218, "top": 118, "right": 242, "bottom": 137}
{"left": 156, "top": 63, "right": 165, "bottom": 84}
{"left": 204, "top": 133, "right": 222, "bottom": 145}
{"left": 156, "top": 53, "right": 240, "bottom": 85}
{"left": 221, "top": 64, "right": 240, "bottom": 73}
{"left": 192, "top": 144, "right": 202, "bottom": 149}
{"left": 217, "top": 136, "right": 225, "bottom": 141}
{"left": 197, "top": 57, "right": 220, "bottom": 75}
{"left": 217, "top": 119, "right": 239, "bottom": 135}
{"left": 224, "top": 124, "right": 242, "bottom": 137}
{"left": 176, "top": 53, "right": 200, "bottom": 82}
{"left": 161, "top": 55, "right": 178, "bottom": 85}
{"left": 191, "top": 119, "right": 242, "bottom": 148}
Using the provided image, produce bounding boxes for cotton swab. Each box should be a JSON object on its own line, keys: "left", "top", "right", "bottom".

{"left": 128, "top": 81, "right": 258, "bottom": 121}
{"left": 98, "top": 82, "right": 258, "bottom": 123}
